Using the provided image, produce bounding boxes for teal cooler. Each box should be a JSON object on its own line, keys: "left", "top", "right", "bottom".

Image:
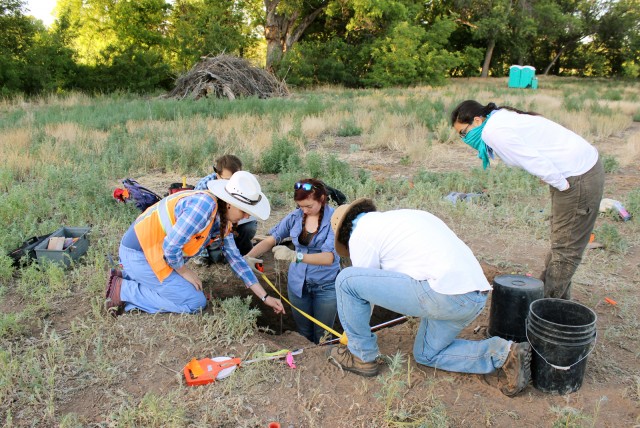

{"left": 508, "top": 65, "right": 522, "bottom": 88}
{"left": 35, "top": 226, "right": 91, "bottom": 268}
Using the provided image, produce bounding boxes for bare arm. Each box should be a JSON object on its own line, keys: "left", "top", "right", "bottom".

{"left": 299, "top": 252, "right": 334, "bottom": 266}
{"left": 248, "top": 281, "right": 285, "bottom": 314}
{"left": 247, "top": 235, "right": 276, "bottom": 258}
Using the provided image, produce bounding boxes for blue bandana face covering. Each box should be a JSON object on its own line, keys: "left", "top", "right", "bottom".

{"left": 462, "top": 112, "right": 494, "bottom": 169}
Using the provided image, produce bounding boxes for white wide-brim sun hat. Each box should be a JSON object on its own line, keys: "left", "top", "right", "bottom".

{"left": 208, "top": 171, "right": 271, "bottom": 220}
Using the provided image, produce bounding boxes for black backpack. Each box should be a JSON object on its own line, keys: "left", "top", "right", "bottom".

{"left": 324, "top": 184, "right": 347, "bottom": 206}
{"left": 7, "top": 234, "right": 51, "bottom": 267}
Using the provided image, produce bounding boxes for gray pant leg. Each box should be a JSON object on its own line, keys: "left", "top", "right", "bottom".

{"left": 541, "top": 158, "right": 604, "bottom": 299}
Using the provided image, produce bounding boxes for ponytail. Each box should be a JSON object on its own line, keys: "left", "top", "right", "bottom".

{"left": 451, "top": 100, "right": 538, "bottom": 125}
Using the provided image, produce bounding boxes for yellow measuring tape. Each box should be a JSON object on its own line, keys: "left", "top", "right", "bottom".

{"left": 260, "top": 273, "right": 348, "bottom": 345}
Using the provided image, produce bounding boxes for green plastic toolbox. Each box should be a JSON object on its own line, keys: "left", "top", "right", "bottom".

{"left": 35, "top": 226, "right": 91, "bottom": 267}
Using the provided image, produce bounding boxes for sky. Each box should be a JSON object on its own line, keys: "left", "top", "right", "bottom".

{"left": 25, "top": 0, "right": 57, "bottom": 27}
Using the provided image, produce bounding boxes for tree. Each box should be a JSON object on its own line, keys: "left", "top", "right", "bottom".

{"left": 530, "top": 0, "right": 598, "bottom": 75}
{"left": 1, "top": 0, "right": 76, "bottom": 95}
{"left": 0, "top": 0, "right": 33, "bottom": 94}
{"left": 264, "top": 0, "right": 328, "bottom": 70}
{"left": 593, "top": 0, "right": 640, "bottom": 76}
{"left": 470, "top": 0, "right": 512, "bottom": 77}
{"left": 54, "top": 0, "right": 170, "bottom": 65}
{"left": 168, "top": 0, "right": 260, "bottom": 72}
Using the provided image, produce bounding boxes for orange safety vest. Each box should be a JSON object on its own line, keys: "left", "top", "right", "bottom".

{"left": 134, "top": 190, "right": 217, "bottom": 282}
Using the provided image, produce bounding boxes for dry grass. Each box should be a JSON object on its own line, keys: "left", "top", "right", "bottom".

{"left": 1, "top": 129, "right": 36, "bottom": 183}
{"left": 301, "top": 116, "right": 328, "bottom": 140}
{"left": 1, "top": 77, "right": 640, "bottom": 427}
{"left": 622, "top": 130, "right": 640, "bottom": 166}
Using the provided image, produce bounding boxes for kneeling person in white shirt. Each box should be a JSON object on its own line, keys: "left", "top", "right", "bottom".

{"left": 326, "top": 198, "right": 531, "bottom": 397}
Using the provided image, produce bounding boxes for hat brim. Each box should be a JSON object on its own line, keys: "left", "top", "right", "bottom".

{"left": 207, "top": 179, "right": 271, "bottom": 221}
{"left": 331, "top": 197, "right": 372, "bottom": 258}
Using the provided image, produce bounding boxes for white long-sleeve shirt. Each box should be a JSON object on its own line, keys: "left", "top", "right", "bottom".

{"left": 349, "top": 210, "right": 491, "bottom": 295}
{"left": 482, "top": 109, "right": 599, "bottom": 191}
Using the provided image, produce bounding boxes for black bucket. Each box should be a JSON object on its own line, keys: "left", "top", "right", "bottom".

{"left": 488, "top": 275, "right": 544, "bottom": 342}
{"left": 527, "top": 298, "right": 597, "bottom": 394}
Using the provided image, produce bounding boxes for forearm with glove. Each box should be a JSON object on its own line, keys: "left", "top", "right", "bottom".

{"left": 272, "top": 245, "right": 299, "bottom": 263}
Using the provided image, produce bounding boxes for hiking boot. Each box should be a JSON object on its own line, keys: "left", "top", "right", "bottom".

{"left": 326, "top": 345, "right": 379, "bottom": 377}
{"left": 105, "top": 269, "right": 124, "bottom": 317}
{"left": 500, "top": 342, "right": 531, "bottom": 396}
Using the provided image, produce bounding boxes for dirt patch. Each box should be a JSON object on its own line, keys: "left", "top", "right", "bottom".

{"left": 8, "top": 124, "right": 640, "bottom": 427}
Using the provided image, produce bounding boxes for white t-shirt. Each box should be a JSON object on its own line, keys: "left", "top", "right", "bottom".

{"left": 482, "top": 109, "right": 599, "bottom": 191}
{"left": 349, "top": 210, "right": 491, "bottom": 295}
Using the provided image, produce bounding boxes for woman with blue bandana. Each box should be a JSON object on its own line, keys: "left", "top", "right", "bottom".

{"left": 450, "top": 100, "right": 604, "bottom": 300}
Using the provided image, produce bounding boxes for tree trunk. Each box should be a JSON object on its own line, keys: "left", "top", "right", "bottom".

{"left": 264, "top": 0, "right": 288, "bottom": 70}
{"left": 543, "top": 46, "right": 566, "bottom": 75}
{"left": 264, "top": 0, "right": 326, "bottom": 71}
{"left": 481, "top": 37, "right": 496, "bottom": 77}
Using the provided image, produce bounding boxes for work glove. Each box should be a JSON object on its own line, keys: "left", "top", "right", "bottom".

{"left": 272, "top": 245, "right": 297, "bottom": 263}
{"left": 243, "top": 255, "right": 264, "bottom": 275}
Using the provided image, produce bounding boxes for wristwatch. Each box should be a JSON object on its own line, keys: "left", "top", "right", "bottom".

{"left": 295, "top": 252, "right": 304, "bottom": 263}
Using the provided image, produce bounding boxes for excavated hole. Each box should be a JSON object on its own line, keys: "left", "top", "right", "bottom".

{"left": 202, "top": 245, "right": 402, "bottom": 344}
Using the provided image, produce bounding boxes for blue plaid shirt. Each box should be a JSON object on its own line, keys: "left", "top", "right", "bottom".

{"left": 195, "top": 172, "right": 218, "bottom": 191}
{"left": 123, "top": 189, "right": 257, "bottom": 287}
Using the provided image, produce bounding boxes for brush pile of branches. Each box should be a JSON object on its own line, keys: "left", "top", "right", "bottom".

{"left": 165, "top": 54, "right": 289, "bottom": 100}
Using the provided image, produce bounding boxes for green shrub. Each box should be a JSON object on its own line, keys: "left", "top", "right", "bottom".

{"left": 589, "top": 101, "right": 613, "bottom": 116}
{"left": 259, "top": 136, "right": 301, "bottom": 174}
{"left": 326, "top": 155, "right": 354, "bottom": 182}
{"left": 108, "top": 393, "right": 187, "bottom": 426}
{"left": 276, "top": 38, "right": 361, "bottom": 88}
{"left": 626, "top": 188, "right": 640, "bottom": 223}
{"left": 305, "top": 152, "right": 324, "bottom": 179}
{"left": 594, "top": 223, "right": 628, "bottom": 253}
{"left": 336, "top": 118, "right": 362, "bottom": 137}
{"left": 602, "top": 154, "right": 620, "bottom": 173}
{"left": 602, "top": 89, "right": 623, "bottom": 101}
{"left": 562, "top": 95, "right": 585, "bottom": 112}
{"left": 210, "top": 296, "right": 261, "bottom": 344}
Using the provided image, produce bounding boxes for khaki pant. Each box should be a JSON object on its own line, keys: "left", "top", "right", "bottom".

{"left": 541, "top": 157, "right": 604, "bottom": 299}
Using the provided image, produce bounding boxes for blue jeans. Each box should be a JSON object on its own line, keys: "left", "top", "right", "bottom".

{"left": 119, "top": 245, "right": 207, "bottom": 314}
{"left": 336, "top": 267, "right": 511, "bottom": 374}
{"left": 288, "top": 280, "right": 337, "bottom": 344}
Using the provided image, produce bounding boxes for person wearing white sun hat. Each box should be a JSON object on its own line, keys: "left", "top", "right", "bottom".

{"left": 106, "top": 171, "right": 285, "bottom": 316}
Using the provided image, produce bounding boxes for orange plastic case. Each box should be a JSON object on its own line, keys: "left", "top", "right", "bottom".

{"left": 184, "top": 357, "right": 241, "bottom": 386}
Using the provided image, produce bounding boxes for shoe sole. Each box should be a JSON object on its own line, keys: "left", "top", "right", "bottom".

{"left": 500, "top": 344, "right": 532, "bottom": 396}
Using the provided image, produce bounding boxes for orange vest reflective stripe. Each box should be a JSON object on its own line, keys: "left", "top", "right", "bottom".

{"left": 134, "top": 190, "right": 217, "bottom": 282}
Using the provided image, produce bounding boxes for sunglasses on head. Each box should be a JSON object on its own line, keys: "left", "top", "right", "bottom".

{"left": 294, "top": 182, "right": 315, "bottom": 191}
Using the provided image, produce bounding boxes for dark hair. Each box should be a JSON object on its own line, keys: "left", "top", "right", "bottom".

{"left": 450, "top": 100, "right": 539, "bottom": 125}
{"left": 215, "top": 155, "right": 243, "bottom": 175}
{"left": 336, "top": 199, "right": 377, "bottom": 249}
{"left": 294, "top": 178, "right": 328, "bottom": 239}
{"left": 217, "top": 199, "right": 230, "bottom": 239}
{"left": 294, "top": 178, "right": 328, "bottom": 204}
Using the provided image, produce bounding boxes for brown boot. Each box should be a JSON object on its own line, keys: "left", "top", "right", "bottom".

{"left": 105, "top": 269, "right": 124, "bottom": 316}
{"left": 500, "top": 342, "right": 531, "bottom": 396}
{"left": 326, "top": 345, "right": 379, "bottom": 377}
